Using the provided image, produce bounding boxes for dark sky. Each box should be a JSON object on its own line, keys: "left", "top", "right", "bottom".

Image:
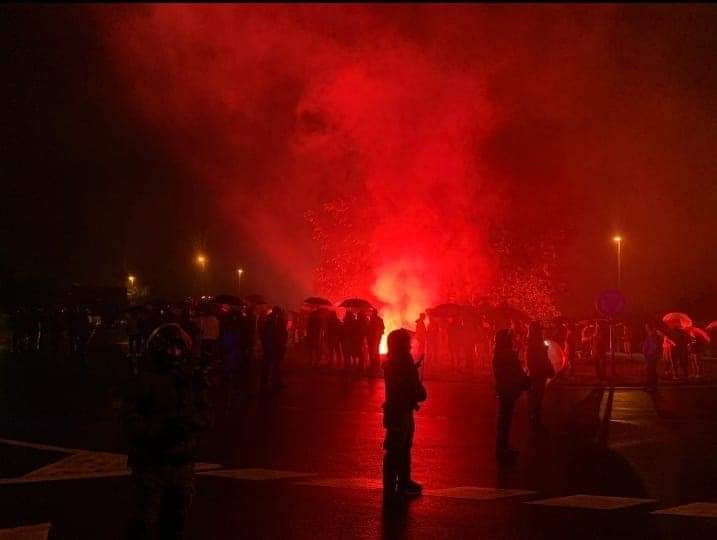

{"left": 2, "top": 4, "right": 717, "bottom": 318}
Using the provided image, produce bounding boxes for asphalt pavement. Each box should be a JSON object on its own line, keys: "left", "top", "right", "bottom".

{"left": 1, "top": 340, "right": 716, "bottom": 539}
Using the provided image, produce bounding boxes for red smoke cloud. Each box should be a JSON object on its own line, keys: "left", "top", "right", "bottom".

{"left": 90, "top": 4, "right": 627, "bottom": 327}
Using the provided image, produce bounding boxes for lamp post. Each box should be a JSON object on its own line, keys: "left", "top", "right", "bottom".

{"left": 613, "top": 236, "right": 622, "bottom": 290}
{"left": 236, "top": 268, "right": 243, "bottom": 295}
{"left": 128, "top": 275, "right": 136, "bottom": 287}
{"left": 196, "top": 254, "right": 207, "bottom": 297}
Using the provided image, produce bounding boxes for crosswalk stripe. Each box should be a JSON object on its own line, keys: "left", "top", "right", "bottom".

{"left": 199, "top": 468, "right": 315, "bottom": 481}
{"left": 425, "top": 486, "right": 536, "bottom": 500}
{"left": 652, "top": 502, "right": 717, "bottom": 518}
{"left": 526, "top": 494, "right": 655, "bottom": 510}
{"left": 0, "top": 523, "right": 51, "bottom": 539}
{"left": 0, "top": 449, "right": 220, "bottom": 485}
{"left": 296, "top": 477, "right": 384, "bottom": 490}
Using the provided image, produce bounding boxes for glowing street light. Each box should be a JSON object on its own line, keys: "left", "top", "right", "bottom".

{"left": 196, "top": 254, "right": 207, "bottom": 268}
{"left": 236, "top": 268, "right": 244, "bottom": 294}
{"left": 128, "top": 275, "right": 136, "bottom": 286}
{"left": 613, "top": 235, "right": 623, "bottom": 290}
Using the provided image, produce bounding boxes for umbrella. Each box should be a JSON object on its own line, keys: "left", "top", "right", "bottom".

{"left": 662, "top": 312, "right": 692, "bottom": 330}
{"left": 706, "top": 321, "right": 717, "bottom": 331}
{"left": 214, "top": 294, "right": 245, "bottom": 306}
{"left": 489, "top": 304, "right": 530, "bottom": 323}
{"left": 244, "top": 294, "right": 268, "bottom": 305}
{"left": 196, "top": 302, "right": 220, "bottom": 315}
{"left": 687, "top": 326, "right": 711, "bottom": 343}
{"left": 304, "top": 297, "right": 333, "bottom": 307}
{"left": 545, "top": 339, "right": 566, "bottom": 375}
{"left": 340, "top": 298, "right": 374, "bottom": 310}
{"left": 429, "top": 303, "right": 464, "bottom": 317}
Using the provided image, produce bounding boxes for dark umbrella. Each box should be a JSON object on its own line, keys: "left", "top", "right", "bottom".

{"left": 196, "top": 302, "right": 220, "bottom": 316}
{"left": 214, "top": 294, "right": 245, "bottom": 306}
{"left": 304, "top": 297, "right": 333, "bottom": 307}
{"left": 340, "top": 298, "right": 374, "bottom": 310}
{"left": 490, "top": 304, "right": 530, "bottom": 322}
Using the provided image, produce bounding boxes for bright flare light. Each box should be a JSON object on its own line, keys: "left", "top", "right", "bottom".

{"left": 372, "top": 259, "right": 434, "bottom": 356}
{"left": 613, "top": 235, "right": 622, "bottom": 243}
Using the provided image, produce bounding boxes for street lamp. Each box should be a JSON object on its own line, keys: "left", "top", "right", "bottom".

{"left": 128, "top": 275, "right": 136, "bottom": 287}
{"left": 236, "top": 268, "right": 244, "bottom": 294}
{"left": 613, "top": 235, "right": 622, "bottom": 290}
{"left": 196, "top": 254, "right": 207, "bottom": 297}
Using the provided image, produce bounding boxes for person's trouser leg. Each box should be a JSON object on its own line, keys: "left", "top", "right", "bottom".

{"left": 160, "top": 463, "right": 195, "bottom": 540}
{"left": 272, "top": 352, "right": 283, "bottom": 388}
{"left": 383, "top": 449, "right": 398, "bottom": 496}
{"left": 528, "top": 379, "right": 545, "bottom": 428}
{"left": 131, "top": 468, "right": 162, "bottom": 540}
{"left": 260, "top": 353, "right": 271, "bottom": 387}
{"left": 497, "top": 396, "right": 516, "bottom": 454}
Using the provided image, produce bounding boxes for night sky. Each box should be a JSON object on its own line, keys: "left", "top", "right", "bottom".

{"left": 2, "top": 4, "right": 717, "bottom": 319}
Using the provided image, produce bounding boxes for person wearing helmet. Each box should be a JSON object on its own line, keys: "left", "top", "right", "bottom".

{"left": 121, "top": 323, "right": 213, "bottom": 539}
{"left": 382, "top": 328, "right": 427, "bottom": 503}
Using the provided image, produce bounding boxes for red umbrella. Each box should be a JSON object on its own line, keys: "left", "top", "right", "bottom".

{"left": 706, "top": 321, "right": 717, "bottom": 331}
{"left": 687, "top": 326, "right": 711, "bottom": 343}
{"left": 662, "top": 312, "right": 692, "bottom": 330}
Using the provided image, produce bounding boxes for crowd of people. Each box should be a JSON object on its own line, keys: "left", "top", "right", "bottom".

{"left": 9, "top": 305, "right": 95, "bottom": 361}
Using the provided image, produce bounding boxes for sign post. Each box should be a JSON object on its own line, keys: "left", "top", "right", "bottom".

{"left": 596, "top": 290, "right": 626, "bottom": 381}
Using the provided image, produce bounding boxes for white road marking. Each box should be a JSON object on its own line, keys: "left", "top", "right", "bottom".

{"left": 0, "top": 523, "right": 51, "bottom": 539}
{"left": 0, "top": 437, "right": 87, "bottom": 455}
{"left": 425, "top": 486, "right": 536, "bottom": 500}
{"left": 200, "top": 468, "right": 315, "bottom": 481}
{"left": 526, "top": 494, "right": 655, "bottom": 510}
{"left": 296, "top": 477, "right": 384, "bottom": 490}
{"left": 0, "top": 438, "right": 220, "bottom": 484}
{"left": 653, "top": 502, "right": 717, "bottom": 518}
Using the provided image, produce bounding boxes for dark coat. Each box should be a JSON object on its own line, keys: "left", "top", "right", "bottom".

{"left": 492, "top": 348, "right": 529, "bottom": 400}
{"left": 122, "top": 356, "right": 213, "bottom": 468}
{"left": 382, "top": 352, "right": 427, "bottom": 428}
{"left": 527, "top": 340, "right": 554, "bottom": 379}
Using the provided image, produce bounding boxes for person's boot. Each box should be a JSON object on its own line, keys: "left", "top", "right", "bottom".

{"left": 383, "top": 452, "right": 403, "bottom": 504}
{"left": 398, "top": 452, "right": 422, "bottom": 496}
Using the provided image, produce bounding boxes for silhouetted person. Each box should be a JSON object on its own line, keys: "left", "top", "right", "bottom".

{"left": 127, "top": 312, "right": 143, "bottom": 356}
{"left": 198, "top": 310, "right": 220, "bottom": 367}
{"left": 593, "top": 321, "right": 609, "bottom": 381}
{"left": 356, "top": 311, "right": 370, "bottom": 372}
{"left": 326, "top": 310, "right": 343, "bottom": 368}
{"left": 565, "top": 323, "right": 577, "bottom": 378}
{"left": 382, "top": 329, "right": 427, "bottom": 503}
{"left": 688, "top": 334, "right": 704, "bottom": 378}
{"left": 307, "top": 308, "right": 323, "bottom": 367}
{"left": 260, "top": 306, "right": 288, "bottom": 391}
{"left": 342, "top": 311, "right": 358, "bottom": 370}
{"left": 672, "top": 328, "right": 689, "bottom": 379}
{"left": 492, "top": 329, "right": 529, "bottom": 463}
{"left": 221, "top": 310, "right": 242, "bottom": 404}
{"left": 368, "top": 310, "right": 385, "bottom": 370}
{"left": 526, "top": 321, "right": 553, "bottom": 431}
{"left": 642, "top": 323, "right": 660, "bottom": 392}
{"left": 415, "top": 313, "right": 427, "bottom": 360}
{"left": 121, "top": 323, "right": 213, "bottom": 540}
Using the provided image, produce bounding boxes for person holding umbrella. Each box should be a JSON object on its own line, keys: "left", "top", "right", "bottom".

{"left": 492, "top": 329, "right": 529, "bottom": 463}
{"left": 526, "top": 321, "right": 554, "bottom": 432}
{"left": 642, "top": 323, "right": 661, "bottom": 392}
